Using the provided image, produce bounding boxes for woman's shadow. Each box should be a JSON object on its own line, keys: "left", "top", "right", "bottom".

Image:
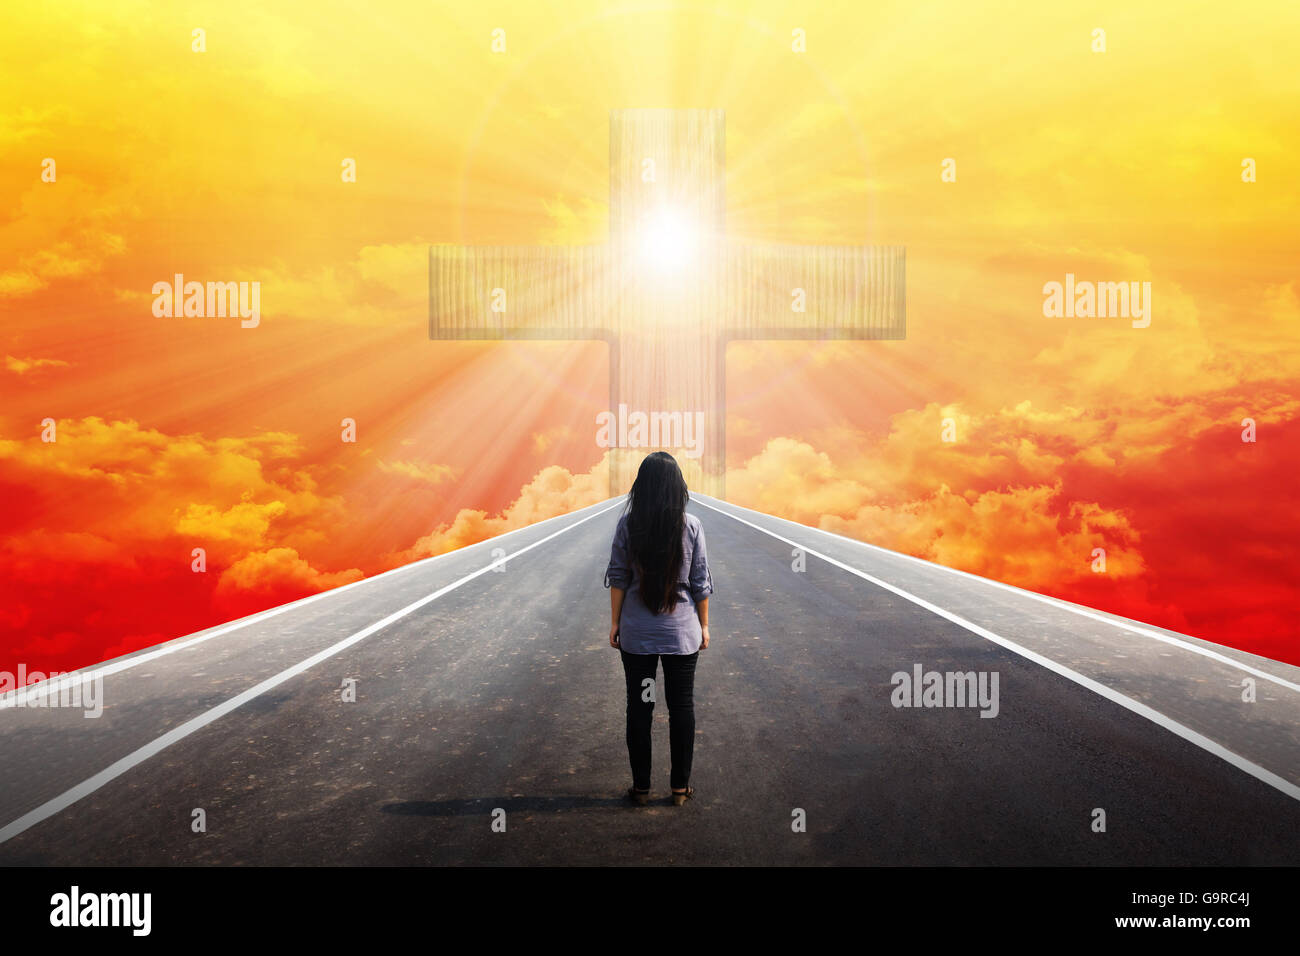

{"left": 381, "top": 794, "right": 633, "bottom": 816}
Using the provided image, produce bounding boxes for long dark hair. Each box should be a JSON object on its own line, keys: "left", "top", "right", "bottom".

{"left": 625, "top": 451, "right": 689, "bottom": 615}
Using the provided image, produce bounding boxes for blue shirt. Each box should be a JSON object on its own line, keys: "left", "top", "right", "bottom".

{"left": 604, "top": 511, "right": 714, "bottom": 655}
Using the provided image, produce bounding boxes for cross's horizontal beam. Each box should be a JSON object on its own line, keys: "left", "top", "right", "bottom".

{"left": 429, "top": 244, "right": 614, "bottom": 340}
{"left": 428, "top": 241, "right": 905, "bottom": 340}
{"left": 719, "top": 242, "right": 905, "bottom": 339}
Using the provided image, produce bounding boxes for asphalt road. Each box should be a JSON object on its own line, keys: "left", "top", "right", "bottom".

{"left": 1, "top": 495, "right": 1298, "bottom": 865}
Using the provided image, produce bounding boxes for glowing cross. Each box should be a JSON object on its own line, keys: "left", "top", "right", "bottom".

{"left": 429, "top": 109, "right": 905, "bottom": 496}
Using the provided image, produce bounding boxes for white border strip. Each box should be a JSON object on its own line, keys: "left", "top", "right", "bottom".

{"left": 0, "top": 500, "right": 622, "bottom": 845}
{"left": 694, "top": 494, "right": 1300, "bottom": 694}
{"left": 0, "top": 497, "right": 623, "bottom": 709}
{"left": 694, "top": 497, "right": 1300, "bottom": 804}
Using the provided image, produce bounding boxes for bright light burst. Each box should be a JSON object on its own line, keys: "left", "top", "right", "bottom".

{"left": 636, "top": 207, "right": 700, "bottom": 274}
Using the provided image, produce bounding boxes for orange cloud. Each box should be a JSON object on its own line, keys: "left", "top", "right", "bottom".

{"left": 0, "top": 418, "right": 337, "bottom": 551}
{"left": 724, "top": 436, "right": 1145, "bottom": 590}
{"left": 392, "top": 454, "right": 611, "bottom": 563}
{"left": 0, "top": 416, "right": 362, "bottom": 673}
{"left": 4, "top": 355, "right": 71, "bottom": 375}
{"left": 377, "top": 459, "right": 455, "bottom": 485}
{"left": 215, "top": 547, "right": 363, "bottom": 614}
{"left": 532, "top": 426, "right": 575, "bottom": 455}
{"left": 0, "top": 178, "right": 129, "bottom": 299}
{"left": 175, "top": 500, "right": 289, "bottom": 546}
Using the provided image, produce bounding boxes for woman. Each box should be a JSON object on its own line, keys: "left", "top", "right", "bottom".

{"left": 604, "top": 451, "right": 713, "bottom": 807}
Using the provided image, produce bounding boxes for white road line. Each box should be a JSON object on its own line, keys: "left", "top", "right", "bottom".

{"left": 694, "top": 497, "right": 1300, "bottom": 804}
{"left": 0, "top": 500, "right": 622, "bottom": 845}
{"left": 0, "top": 497, "right": 623, "bottom": 709}
{"left": 694, "top": 494, "right": 1300, "bottom": 694}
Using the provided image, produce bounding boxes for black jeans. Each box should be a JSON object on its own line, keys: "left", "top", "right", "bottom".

{"left": 620, "top": 649, "right": 699, "bottom": 791}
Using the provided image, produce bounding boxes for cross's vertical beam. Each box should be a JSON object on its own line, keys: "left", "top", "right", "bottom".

{"left": 609, "top": 109, "right": 728, "bottom": 496}
{"left": 609, "top": 108, "right": 726, "bottom": 238}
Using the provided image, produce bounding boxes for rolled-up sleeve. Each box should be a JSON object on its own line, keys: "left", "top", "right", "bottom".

{"left": 604, "top": 516, "right": 632, "bottom": 589}
{"left": 689, "top": 523, "right": 714, "bottom": 602}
